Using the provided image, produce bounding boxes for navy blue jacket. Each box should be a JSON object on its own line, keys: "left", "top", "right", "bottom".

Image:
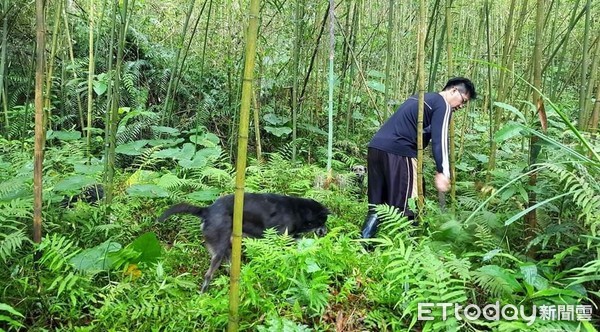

{"left": 369, "top": 92, "right": 452, "bottom": 178}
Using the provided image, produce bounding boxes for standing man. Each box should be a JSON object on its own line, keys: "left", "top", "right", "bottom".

{"left": 361, "top": 77, "right": 477, "bottom": 239}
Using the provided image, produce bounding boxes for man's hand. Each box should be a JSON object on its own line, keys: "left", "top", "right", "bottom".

{"left": 435, "top": 173, "right": 450, "bottom": 193}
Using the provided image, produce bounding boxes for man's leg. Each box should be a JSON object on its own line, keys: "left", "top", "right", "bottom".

{"left": 361, "top": 148, "right": 385, "bottom": 239}
{"left": 386, "top": 155, "right": 416, "bottom": 218}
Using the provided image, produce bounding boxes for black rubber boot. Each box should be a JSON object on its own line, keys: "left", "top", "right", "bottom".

{"left": 360, "top": 213, "right": 379, "bottom": 239}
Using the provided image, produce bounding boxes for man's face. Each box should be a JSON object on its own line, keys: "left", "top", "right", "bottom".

{"left": 452, "top": 88, "right": 470, "bottom": 110}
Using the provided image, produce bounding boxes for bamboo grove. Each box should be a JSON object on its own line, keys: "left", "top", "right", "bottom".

{"left": 0, "top": 0, "right": 599, "bottom": 330}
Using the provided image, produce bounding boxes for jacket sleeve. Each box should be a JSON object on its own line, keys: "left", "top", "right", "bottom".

{"left": 430, "top": 102, "right": 452, "bottom": 178}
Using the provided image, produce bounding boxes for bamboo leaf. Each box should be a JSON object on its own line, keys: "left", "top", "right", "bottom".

{"left": 494, "top": 101, "right": 526, "bottom": 123}
{"left": 494, "top": 122, "right": 524, "bottom": 142}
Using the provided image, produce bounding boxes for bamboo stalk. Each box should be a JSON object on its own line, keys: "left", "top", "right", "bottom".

{"left": 446, "top": 0, "right": 454, "bottom": 209}
{"left": 227, "top": 0, "right": 260, "bottom": 329}
{"left": 291, "top": 0, "right": 301, "bottom": 161}
{"left": 33, "top": 0, "right": 45, "bottom": 249}
{"left": 86, "top": 0, "right": 94, "bottom": 157}
{"left": 62, "top": 3, "right": 85, "bottom": 134}
{"left": 326, "top": 0, "right": 334, "bottom": 180}
{"left": 578, "top": 0, "right": 591, "bottom": 129}
{"left": 0, "top": 0, "right": 9, "bottom": 136}
{"left": 383, "top": 0, "right": 393, "bottom": 119}
{"left": 417, "top": 0, "right": 426, "bottom": 210}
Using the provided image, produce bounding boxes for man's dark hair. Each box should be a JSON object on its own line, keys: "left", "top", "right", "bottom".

{"left": 443, "top": 77, "right": 477, "bottom": 99}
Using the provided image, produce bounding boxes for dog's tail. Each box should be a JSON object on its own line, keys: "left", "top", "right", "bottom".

{"left": 157, "top": 203, "right": 206, "bottom": 222}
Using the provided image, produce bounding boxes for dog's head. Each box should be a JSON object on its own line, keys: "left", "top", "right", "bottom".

{"left": 298, "top": 199, "right": 330, "bottom": 237}
{"left": 351, "top": 165, "right": 367, "bottom": 182}
{"left": 350, "top": 165, "right": 367, "bottom": 183}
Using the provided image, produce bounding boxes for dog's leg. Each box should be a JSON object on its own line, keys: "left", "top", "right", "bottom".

{"left": 201, "top": 253, "right": 226, "bottom": 292}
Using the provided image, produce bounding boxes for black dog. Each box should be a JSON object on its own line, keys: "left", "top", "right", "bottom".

{"left": 157, "top": 193, "right": 329, "bottom": 292}
{"left": 60, "top": 184, "right": 105, "bottom": 208}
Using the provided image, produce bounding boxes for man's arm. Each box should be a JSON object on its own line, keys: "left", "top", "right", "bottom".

{"left": 430, "top": 102, "right": 452, "bottom": 179}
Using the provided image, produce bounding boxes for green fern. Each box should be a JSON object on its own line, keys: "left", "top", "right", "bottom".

{"left": 0, "top": 228, "right": 29, "bottom": 263}
{"left": 544, "top": 162, "right": 600, "bottom": 235}
{"left": 472, "top": 265, "right": 521, "bottom": 300}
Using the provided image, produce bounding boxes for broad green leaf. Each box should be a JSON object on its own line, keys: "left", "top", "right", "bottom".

{"left": 46, "top": 130, "right": 82, "bottom": 141}
{"left": 189, "top": 132, "right": 220, "bottom": 147}
{"left": 74, "top": 162, "right": 103, "bottom": 175}
{"left": 70, "top": 240, "right": 122, "bottom": 274}
{"left": 115, "top": 140, "right": 149, "bottom": 156}
{"left": 470, "top": 153, "right": 489, "bottom": 163}
{"left": 152, "top": 147, "right": 183, "bottom": 159}
{"left": 367, "top": 80, "right": 385, "bottom": 93}
{"left": 500, "top": 186, "right": 516, "bottom": 201}
{"left": 180, "top": 143, "right": 196, "bottom": 157}
{"left": 178, "top": 154, "right": 207, "bottom": 169}
{"left": 186, "top": 189, "right": 221, "bottom": 202}
{"left": 54, "top": 175, "right": 96, "bottom": 193}
{"left": 93, "top": 80, "right": 107, "bottom": 96}
{"left": 151, "top": 125, "right": 180, "bottom": 136}
{"left": 147, "top": 138, "right": 185, "bottom": 147}
{"left": 127, "top": 232, "right": 162, "bottom": 264}
{"left": 265, "top": 126, "right": 292, "bottom": 137}
{"left": 194, "top": 146, "right": 222, "bottom": 161}
{"left": 126, "top": 184, "right": 170, "bottom": 198}
{"left": 263, "top": 113, "right": 289, "bottom": 125}
{"left": 298, "top": 124, "right": 327, "bottom": 136}
{"left": 153, "top": 143, "right": 196, "bottom": 160}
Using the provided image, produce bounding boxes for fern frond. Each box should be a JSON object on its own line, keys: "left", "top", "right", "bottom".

{"left": 472, "top": 265, "right": 519, "bottom": 299}
{"left": 0, "top": 228, "right": 29, "bottom": 263}
{"left": 132, "top": 145, "right": 163, "bottom": 170}
{"left": 544, "top": 162, "right": 600, "bottom": 235}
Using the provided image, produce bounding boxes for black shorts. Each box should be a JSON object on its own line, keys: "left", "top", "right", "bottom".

{"left": 367, "top": 147, "right": 418, "bottom": 216}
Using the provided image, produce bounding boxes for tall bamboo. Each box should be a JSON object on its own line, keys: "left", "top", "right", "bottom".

{"left": 383, "top": 0, "right": 393, "bottom": 119}
{"left": 61, "top": 2, "right": 85, "bottom": 133}
{"left": 174, "top": 0, "right": 209, "bottom": 107}
{"left": 44, "top": 1, "right": 62, "bottom": 132}
{"left": 227, "top": 0, "right": 260, "bottom": 330}
{"left": 326, "top": 0, "right": 334, "bottom": 180}
{"left": 583, "top": 34, "right": 599, "bottom": 129}
{"left": 427, "top": 0, "right": 445, "bottom": 91}
{"left": 336, "top": 2, "right": 351, "bottom": 124}
{"left": 446, "top": 0, "right": 454, "bottom": 209}
{"left": 0, "top": 0, "right": 8, "bottom": 135}
{"left": 102, "top": 0, "right": 118, "bottom": 185}
{"left": 344, "top": 0, "right": 360, "bottom": 139}
{"left": 526, "top": 0, "right": 545, "bottom": 256}
{"left": 416, "top": 0, "right": 426, "bottom": 210}
{"left": 484, "top": 0, "right": 494, "bottom": 183}
{"left": 590, "top": 71, "right": 600, "bottom": 135}
{"left": 577, "top": 0, "right": 591, "bottom": 129}
{"left": 86, "top": 0, "right": 94, "bottom": 156}
{"left": 488, "top": 0, "right": 516, "bottom": 178}
{"left": 33, "top": 0, "right": 45, "bottom": 248}
{"left": 587, "top": 36, "right": 600, "bottom": 134}
{"left": 162, "top": 0, "right": 196, "bottom": 126}
{"left": 291, "top": 0, "right": 301, "bottom": 162}
{"left": 106, "top": 0, "right": 131, "bottom": 205}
